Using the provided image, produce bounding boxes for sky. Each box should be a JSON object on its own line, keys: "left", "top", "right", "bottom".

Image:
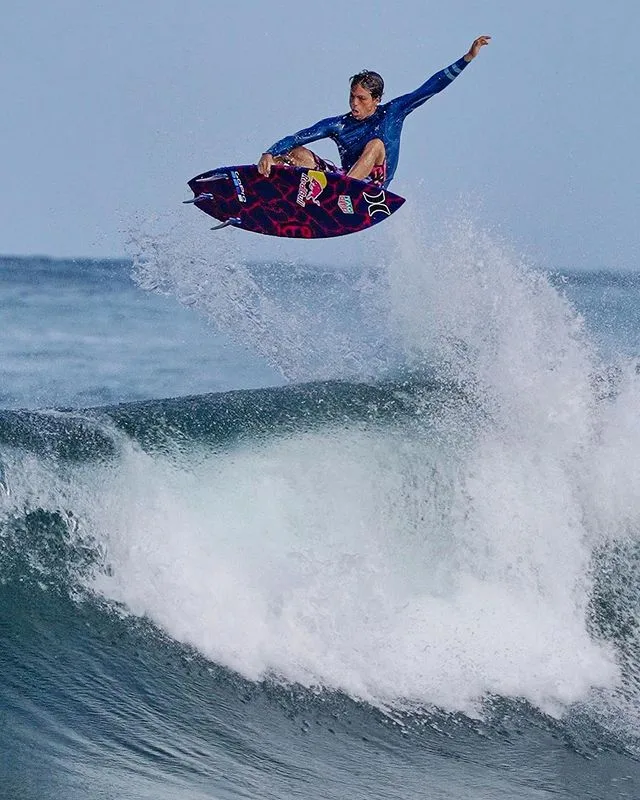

{"left": 2, "top": 0, "right": 638, "bottom": 269}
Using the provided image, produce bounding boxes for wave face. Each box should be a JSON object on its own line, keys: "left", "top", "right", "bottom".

{"left": 2, "top": 220, "right": 640, "bottom": 798}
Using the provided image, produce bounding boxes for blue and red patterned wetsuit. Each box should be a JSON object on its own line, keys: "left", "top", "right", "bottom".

{"left": 266, "top": 57, "right": 469, "bottom": 188}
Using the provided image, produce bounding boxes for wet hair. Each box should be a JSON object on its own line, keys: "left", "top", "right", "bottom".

{"left": 349, "top": 70, "right": 384, "bottom": 100}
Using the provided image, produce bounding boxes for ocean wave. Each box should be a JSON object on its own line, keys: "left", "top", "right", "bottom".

{"left": 0, "top": 374, "right": 637, "bottom": 727}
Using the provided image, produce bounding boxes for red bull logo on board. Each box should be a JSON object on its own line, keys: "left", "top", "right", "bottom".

{"left": 296, "top": 170, "right": 328, "bottom": 207}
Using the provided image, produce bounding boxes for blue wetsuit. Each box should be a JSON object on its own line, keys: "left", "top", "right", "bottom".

{"left": 266, "top": 57, "right": 469, "bottom": 188}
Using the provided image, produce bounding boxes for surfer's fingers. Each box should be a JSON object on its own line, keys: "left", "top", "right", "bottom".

{"left": 258, "top": 156, "right": 271, "bottom": 177}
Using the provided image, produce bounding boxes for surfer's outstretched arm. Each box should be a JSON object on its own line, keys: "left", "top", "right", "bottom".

{"left": 393, "top": 35, "right": 491, "bottom": 116}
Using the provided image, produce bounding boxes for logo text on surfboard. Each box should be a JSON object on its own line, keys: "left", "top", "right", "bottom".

{"left": 231, "top": 171, "right": 247, "bottom": 203}
{"left": 338, "top": 195, "right": 354, "bottom": 214}
{"left": 297, "top": 170, "right": 328, "bottom": 207}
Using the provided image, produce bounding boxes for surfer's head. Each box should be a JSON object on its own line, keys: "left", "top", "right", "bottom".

{"left": 350, "top": 70, "right": 384, "bottom": 100}
{"left": 349, "top": 70, "right": 383, "bottom": 119}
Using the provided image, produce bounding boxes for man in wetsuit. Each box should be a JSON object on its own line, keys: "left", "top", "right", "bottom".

{"left": 258, "top": 35, "right": 491, "bottom": 189}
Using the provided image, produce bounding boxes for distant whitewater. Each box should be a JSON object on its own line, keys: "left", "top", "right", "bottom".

{"left": 2, "top": 216, "right": 640, "bottom": 799}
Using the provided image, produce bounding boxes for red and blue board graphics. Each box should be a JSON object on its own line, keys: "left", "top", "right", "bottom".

{"left": 186, "top": 164, "right": 405, "bottom": 239}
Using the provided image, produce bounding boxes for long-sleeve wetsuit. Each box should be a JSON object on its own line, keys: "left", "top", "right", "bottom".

{"left": 266, "top": 57, "right": 469, "bottom": 188}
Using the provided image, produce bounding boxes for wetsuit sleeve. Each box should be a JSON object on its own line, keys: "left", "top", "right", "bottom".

{"left": 265, "top": 116, "right": 341, "bottom": 156}
{"left": 392, "top": 57, "right": 469, "bottom": 117}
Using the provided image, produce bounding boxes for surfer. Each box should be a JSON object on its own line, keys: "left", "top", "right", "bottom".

{"left": 257, "top": 35, "right": 490, "bottom": 189}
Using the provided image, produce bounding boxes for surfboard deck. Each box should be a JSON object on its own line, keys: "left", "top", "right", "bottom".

{"left": 185, "top": 164, "right": 405, "bottom": 239}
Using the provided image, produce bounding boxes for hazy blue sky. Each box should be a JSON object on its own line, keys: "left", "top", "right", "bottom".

{"left": 2, "top": 1, "right": 638, "bottom": 268}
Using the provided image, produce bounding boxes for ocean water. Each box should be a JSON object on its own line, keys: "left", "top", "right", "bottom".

{"left": 1, "top": 215, "right": 640, "bottom": 799}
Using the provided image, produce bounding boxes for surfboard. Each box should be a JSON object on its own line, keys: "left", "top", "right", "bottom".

{"left": 184, "top": 164, "right": 405, "bottom": 239}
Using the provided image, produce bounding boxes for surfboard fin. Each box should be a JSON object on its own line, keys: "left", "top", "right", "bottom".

{"left": 183, "top": 193, "right": 214, "bottom": 204}
{"left": 195, "top": 174, "right": 230, "bottom": 183}
{"left": 211, "top": 217, "right": 241, "bottom": 231}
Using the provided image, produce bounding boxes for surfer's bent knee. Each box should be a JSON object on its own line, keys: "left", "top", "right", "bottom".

{"left": 277, "top": 146, "right": 316, "bottom": 168}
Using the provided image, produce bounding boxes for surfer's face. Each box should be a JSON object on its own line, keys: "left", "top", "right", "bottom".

{"left": 349, "top": 84, "right": 379, "bottom": 120}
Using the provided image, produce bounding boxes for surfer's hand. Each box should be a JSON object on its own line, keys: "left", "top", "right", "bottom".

{"left": 464, "top": 35, "right": 491, "bottom": 61}
{"left": 258, "top": 153, "right": 275, "bottom": 177}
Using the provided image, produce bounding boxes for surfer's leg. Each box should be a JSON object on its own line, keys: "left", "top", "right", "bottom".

{"left": 347, "top": 138, "right": 386, "bottom": 182}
